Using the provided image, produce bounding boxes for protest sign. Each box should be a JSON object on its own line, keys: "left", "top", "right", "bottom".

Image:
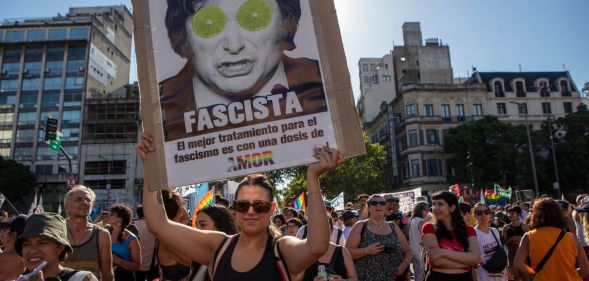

{"left": 383, "top": 188, "right": 422, "bottom": 214}
{"left": 133, "top": 0, "right": 364, "bottom": 189}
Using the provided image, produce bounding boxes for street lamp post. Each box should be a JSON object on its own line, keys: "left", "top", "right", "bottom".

{"left": 546, "top": 116, "right": 561, "bottom": 197}
{"left": 98, "top": 155, "right": 111, "bottom": 206}
{"left": 509, "top": 101, "right": 539, "bottom": 196}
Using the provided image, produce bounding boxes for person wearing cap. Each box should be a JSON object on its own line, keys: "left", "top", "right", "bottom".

{"left": 0, "top": 214, "right": 26, "bottom": 281}
{"left": 62, "top": 186, "right": 114, "bottom": 281}
{"left": 341, "top": 210, "right": 358, "bottom": 240}
{"left": 16, "top": 213, "right": 97, "bottom": 281}
{"left": 384, "top": 195, "right": 407, "bottom": 231}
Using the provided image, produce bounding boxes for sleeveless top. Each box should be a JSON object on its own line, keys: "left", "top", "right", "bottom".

{"left": 356, "top": 221, "right": 404, "bottom": 281}
{"left": 408, "top": 217, "right": 424, "bottom": 261}
{"left": 302, "top": 245, "right": 347, "bottom": 281}
{"left": 160, "top": 263, "right": 191, "bottom": 281}
{"left": 62, "top": 225, "right": 101, "bottom": 279}
{"left": 506, "top": 224, "right": 525, "bottom": 239}
{"left": 112, "top": 233, "right": 137, "bottom": 261}
{"left": 529, "top": 226, "right": 582, "bottom": 281}
{"left": 213, "top": 234, "right": 282, "bottom": 281}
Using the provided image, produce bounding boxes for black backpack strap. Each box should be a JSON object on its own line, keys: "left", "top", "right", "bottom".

{"left": 360, "top": 221, "right": 368, "bottom": 238}
{"left": 329, "top": 245, "right": 343, "bottom": 270}
{"left": 336, "top": 229, "right": 343, "bottom": 245}
{"left": 212, "top": 235, "right": 234, "bottom": 279}
{"left": 303, "top": 225, "right": 308, "bottom": 239}
{"left": 92, "top": 225, "right": 101, "bottom": 274}
{"left": 273, "top": 239, "right": 291, "bottom": 281}
{"left": 489, "top": 228, "right": 502, "bottom": 247}
{"left": 534, "top": 230, "right": 566, "bottom": 274}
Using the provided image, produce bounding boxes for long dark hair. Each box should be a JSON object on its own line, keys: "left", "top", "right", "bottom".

{"left": 198, "top": 205, "right": 237, "bottom": 235}
{"left": 161, "top": 188, "right": 185, "bottom": 220}
{"left": 110, "top": 204, "right": 132, "bottom": 243}
{"left": 431, "top": 191, "right": 469, "bottom": 251}
{"left": 234, "top": 174, "right": 281, "bottom": 242}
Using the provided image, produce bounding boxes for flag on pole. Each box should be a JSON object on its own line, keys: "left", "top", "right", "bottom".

{"left": 28, "top": 192, "right": 38, "bottom": 215}
{"left": 0, "top": 192, "right": 5, "bottom": 210}
{"left": 35, "top": 195, "right": 44, "bottom": 214}
{"left": 331, "top": 192, "right": 345, "bottom": 211}
{"left": 293, "top": 192, "right": 306, "bottom": 212}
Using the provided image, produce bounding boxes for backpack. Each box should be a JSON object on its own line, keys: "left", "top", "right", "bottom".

{"left": 212, "top": 235, "right": 291, "bottom": 281}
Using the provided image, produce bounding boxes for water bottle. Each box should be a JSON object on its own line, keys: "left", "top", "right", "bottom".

{"left": 318, "top": 264, "right": 329, "bottom": 280}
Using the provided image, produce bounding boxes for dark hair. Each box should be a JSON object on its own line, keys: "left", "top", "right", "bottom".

{"left": 287, "top": 218, "right": 303, "bottom": 228}
{"left": 165, "top": 0, "right": 301, "bottom": 59}
{"left": 273, "top": 214, "right": 286, "bottom": 225}
{"left": 282, "top": 207, "right": 296, "bottom": 217}
{"left": 458, "top": 202, "right": 472, "bottom": 215}
{"left": 110, "top": 204, "right": 133, "bottom": 243}
{"left": 235, "top": 173, "right": 275, "bottom": 201}
{"left": 507, "top": 205, "right": 522, "bottom": 214}
{"left": 431, "top": 191, "right": 469, "bottom": 251}
{"left": 0, "top": 210, "right": 8, "bottom": 218}
{"left": 411, "top": 202, "right": 429, "bottom": 219}
{"left": 198, "top": 205, "right": 237, "bottom": 235}
{"left": 530, "top": 198, "right": 565, "bottom": 229}
{"left": 161, "top": 188, "right": 185, "bottom": 220}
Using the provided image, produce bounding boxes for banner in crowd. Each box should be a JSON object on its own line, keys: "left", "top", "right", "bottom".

{"left": 384, "top": 188, "right": 422, "bottom": 214}
{"left": 330, "top": 192, "right": 345, "bottom": 211}
{"left": 484, "top": 184, "right": 512, "bottom": 205}
{"left": 293, "top": 192, "right": 306, "bottom": 212}
{"left": 133, "top": 0, "right": 365, "bottom": 190}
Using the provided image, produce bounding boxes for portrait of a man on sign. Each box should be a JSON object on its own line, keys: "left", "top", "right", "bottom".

{"left": 159, "top": 0, "right": 327, "bottom": 141}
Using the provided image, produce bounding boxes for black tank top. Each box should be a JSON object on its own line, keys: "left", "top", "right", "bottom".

{"left": 213, "top": 234, "right": 282, "bottom": 281}
{"left": 302, "top": 245, "right": 348, "bottom": 281}
{"left": 506, "top": 224, "right": 525, "bottom": 238}
{"left": 160, "top": 263, "right": 191, "bottom": 281}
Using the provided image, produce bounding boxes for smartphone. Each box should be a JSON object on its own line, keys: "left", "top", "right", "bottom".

{"left": 17, "top": 261, "right": 47, "bottom": 281}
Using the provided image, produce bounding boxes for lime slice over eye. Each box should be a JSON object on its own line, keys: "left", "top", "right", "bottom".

{"left": 237, "top": 0, "right": 273, "bottom": 32}
{"left": 192, "top": 6, "right": 227, "bottom": 38}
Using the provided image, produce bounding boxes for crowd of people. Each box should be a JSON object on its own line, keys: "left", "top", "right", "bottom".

{"left": 2, "top": 135, "right": 589, "bottom": 281}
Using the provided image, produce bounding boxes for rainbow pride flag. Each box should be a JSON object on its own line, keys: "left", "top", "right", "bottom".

{"left": 293, "top": 192, "right": 305, "bottom": 212}
{"left": 197, "top": 188, "right": 215, "bottom": 210}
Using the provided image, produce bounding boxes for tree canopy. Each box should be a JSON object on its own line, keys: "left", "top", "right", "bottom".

{"left": 0, "top": 156, "right": 36, "bottom": 202}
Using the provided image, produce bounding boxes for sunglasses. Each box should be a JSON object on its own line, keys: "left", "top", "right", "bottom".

{"left": 368, "top": 201, "right": 386, "bottom": 206}
{"left": 233, "top": 200, "right": 272, "bottom": 213}
{"left": 475, "top": 209, "right": 492, "bottom": 216}
{"left": 192, "top": 1, "right": 274, "bottom": 38}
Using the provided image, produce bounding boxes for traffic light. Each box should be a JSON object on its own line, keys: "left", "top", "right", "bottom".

{"left": 45, "top": 116, "right": 58, "bottom": 141}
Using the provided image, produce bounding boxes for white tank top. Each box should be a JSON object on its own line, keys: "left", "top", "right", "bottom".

{"left": 408, "top": 217, "right": 424, "bottom": 260}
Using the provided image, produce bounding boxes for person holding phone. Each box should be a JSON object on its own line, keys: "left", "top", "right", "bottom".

{"left": 345, "top": 194, "right": 413, "bottom": 281}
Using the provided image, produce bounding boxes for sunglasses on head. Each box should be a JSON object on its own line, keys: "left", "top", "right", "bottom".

{"left": 232, "top": 200, "right": 272, "bottom": 213}
{"left": 475, "top": 209, "right": 492, "bottom": 216}
{"left": 368, "top": 201, "right": 386, "bottom": 206}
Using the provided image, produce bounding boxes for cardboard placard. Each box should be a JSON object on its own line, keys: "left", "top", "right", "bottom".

{"left": 133, "top": 0, "right": 364, "bottom": 190}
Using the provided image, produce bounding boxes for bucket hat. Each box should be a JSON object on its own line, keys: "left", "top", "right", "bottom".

{"left": 15, "top": 213, "right": 72, "bottom": 256}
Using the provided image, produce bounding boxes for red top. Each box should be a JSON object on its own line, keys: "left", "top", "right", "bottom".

{"left": 421, "top": 222, "right": 476, "bottom": 269}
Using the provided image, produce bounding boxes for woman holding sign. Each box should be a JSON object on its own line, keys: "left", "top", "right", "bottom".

{"left": 137, "top": 133, "right": 341, "bottom": 281}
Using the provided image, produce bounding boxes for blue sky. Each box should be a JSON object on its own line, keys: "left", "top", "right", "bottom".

{"left": 2, "top": 0, "right": 588, "bottom": 100}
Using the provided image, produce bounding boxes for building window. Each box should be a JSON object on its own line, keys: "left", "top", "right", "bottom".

{"left": 62, "top": 110, "right": 81, "bottom": 124}
{"left": 362, "top": 64, "right": 368, "bottom": 72}
{"left": 539, "top": 81, "right": 550, "bottom": 97}
{"left": 497, "top": 103, "right": 507, "bottom": 115}
{"left": 494, "top": 81, "right": 504, "bottom": 97}
{"left": 36, "top": 146, "right": 56, "bottom": 161}
{"left": 27, "top": 29, "right": 46, "bottom": 41}
{"left": 424, "top": 104, "right": 434, "bottom": 117}
{"left": 517, "top": 103, "right": 528, "bottom": 115}
{"left": 48, "top": 29, "right": 67, "bottom": 40}
{"left": 70, "top": 27, "right": 89, "bottom": 40}
{"left": 363, "top": 76, "right": 370, "bottom": 84}
{"left": 6, "top": 30, "right": 25, "bottom": 42}
{"left": 0, "top": 31, "right": 4, "bottom": 42}
{"left": 426, "top": 129, "right": 439, "bottom": 144}
{"left": 370, "top": 64, "right": 377, "bottom": 71}
{"left": 84, "top": 179, "right": 126, "bottom": 190}
{"left": 441, "top": 104, "right": 451, "bottom": 120}
{"left": 542, "top": 102, "right": 552, "bottom": 115}
{"left": 411, "top": 159, "right": 420, "bottom": 178}
{"left": 371, "top": 75, "right": 379, "bottom": 84}
{"left": 515, "top": 81, "right": 526, "bottom": 97}
{"left": 560, "top": 80, "right": 571, "bottom": 96}
{"left": 44, "top": 77, "right": 63, "bottom": 90}
{"left": 473, "top": 104, "right": 483, "bottom": 116}
{"left": 35, "top": 165, "right": 54, "bottom": 175}
{"left": 406, "top": 104, "right": 417, "bottom": 117}
{"left": 16, "top": 129, "right": 35, "bottom": 143}
{"left": 563, "top": 102, "right": 573, "bottom": 114}
{"left": 84, "top": 160, "right": 127, "bottom": 175}
{"left": 442, "top": 129, "right": 449, "bottom": 144}
{"left": 427, "top": 159, "right": 441, "bottom": 176}
{"left": 18, "top": 112, "right": 37, "bottom": 125}
{"left": 456, "top": 104, "right": 465, "bottom": 121}
{"left": 382, "top": 75, "right": 391, "bottom": 82}
{"left": 408, "top": 129, "right": 418, "bottom": 147}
